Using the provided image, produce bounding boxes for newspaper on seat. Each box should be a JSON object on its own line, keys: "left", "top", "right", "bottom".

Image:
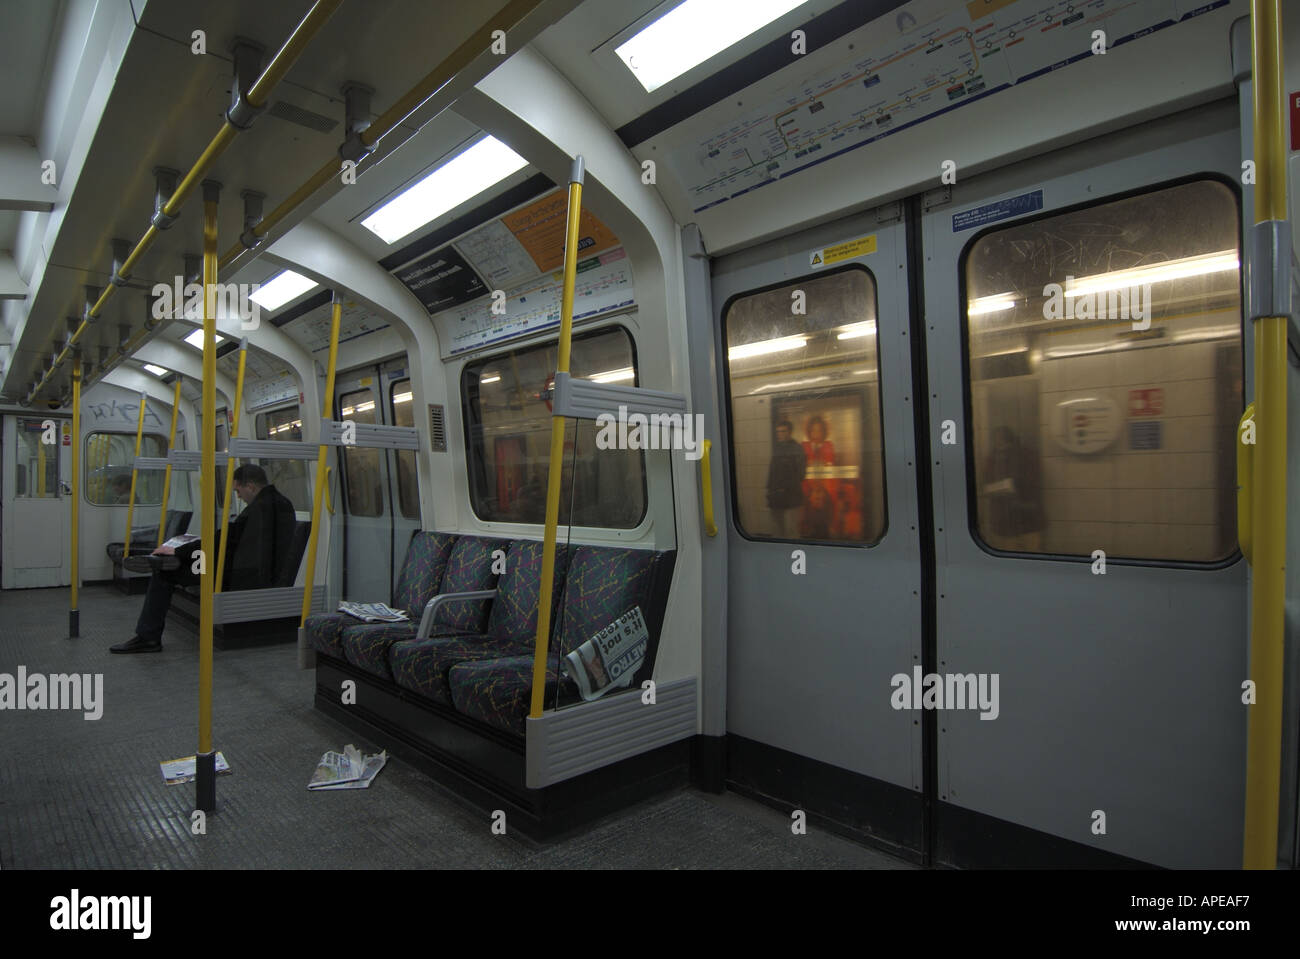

{"left": 561, "top": 606, "right": 649, "bottom": 702}
{"left": 308, "top": 744, "right": 387, "bottom": 790}
{"left": 338, "top": 601, "right": 409, "bottom": 623}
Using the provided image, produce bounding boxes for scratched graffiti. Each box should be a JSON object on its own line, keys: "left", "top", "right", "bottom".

{"left": 86, "top": 399, "right": 164, "bottom": 427}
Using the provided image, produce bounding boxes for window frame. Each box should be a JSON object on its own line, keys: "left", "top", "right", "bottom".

{"left": 83, "top": 430, "right": 170, "bottom": 506}
{"left": 336, "top": 386, "right": 384, "bottom": 518}
{"left": 389, "top": 377, "right": 420, "bottom": 519}
{"left": 718, "top": 262, "right": 889, "bottom": 549}
{"left": 458, "top": 323, "right": 649, "bottom": 530}
{"left": 956, "top": 171, "right": 1245, "bottom": 570}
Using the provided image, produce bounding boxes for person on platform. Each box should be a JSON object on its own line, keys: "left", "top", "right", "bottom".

{"left": 766, "top": 419, "right": 806, "bottom": 538}
{"left": 110, "top": 464, "right": 296, "bottom": 653}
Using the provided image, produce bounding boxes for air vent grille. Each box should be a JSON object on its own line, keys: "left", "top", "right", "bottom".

{"left": 266, "top": 100, "right": 338, "bottom": 134}
{"left": 428, "top": 404, "right": 447, "bottom": 452}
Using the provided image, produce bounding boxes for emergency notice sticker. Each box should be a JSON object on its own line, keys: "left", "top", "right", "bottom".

{"left": 810, "top": 234, "right": 876, "bottom": 268}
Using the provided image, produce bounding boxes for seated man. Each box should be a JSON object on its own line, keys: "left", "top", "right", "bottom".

{"left": 111, "top": 464, "right": 296, "bottom": 653}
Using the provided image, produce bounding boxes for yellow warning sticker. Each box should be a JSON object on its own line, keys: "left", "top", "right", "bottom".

{"left": 810, "top": 234, "right": 876, "bottom": 268}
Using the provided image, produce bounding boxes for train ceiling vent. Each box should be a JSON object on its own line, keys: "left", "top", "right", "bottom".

{"left": 265, "top": 100, "right": 339, "bottom": 135}
{"left": 428, "top": 404, "right": 447, "bottom": 452}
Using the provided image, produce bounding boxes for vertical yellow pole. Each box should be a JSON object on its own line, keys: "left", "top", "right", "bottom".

{"left": 122, "top": 392, "right": 148, "bottom": 557}
{"left": 1243, "top": 0, "right": 1288, "bottom": 870}
{"left": 530, "top": 156, "right": 584, "bottom": 719}
{"left": 70, "top": 357, "right": 81, "bottom": 638}
{"left": 215, "top": 340, "right": 248, "bottom": 594}
{"left": 197, "top": 180, "right": 220, "bottom": 812}
{"left": 157, "top": 377, "right": 183, "bottom": 547}
{"left": 300, "top": 295, "right": 342, "bottom": 628}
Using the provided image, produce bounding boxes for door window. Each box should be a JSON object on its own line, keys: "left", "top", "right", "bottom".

{"left": 338, "top": 389, "right": 383, "bottom": 517}
{"left": 962, "top": 178, "right": 1242, "bottom": 562}
{"left": 722, "top": 266, "right": 886, "bottom": 545}
{"left": 390, "top": 380, "right": 420, "bottom": 519}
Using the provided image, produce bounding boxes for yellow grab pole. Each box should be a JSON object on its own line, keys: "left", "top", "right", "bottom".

{"left": 197, "top": 181, "right": 220, "bottom": 813}
{"left": 157, "top": 377, "right": 183, "bottom": 548}
{"left": 215, "top": 340, "right": 248, "bottom": 593}
{"left": 299, "top": 294, "right": 343, "bottom": 629}
{"left": 1243, "top": 0, "right": 1288, "bottom": 870}
{"left": 530, "top": 157, "right": 584, "bottom": 719}
{"left": 122, "top": 392, "right": 148, "bottom": 558}
{"left": 70, "top": 357, "right": 81, "bottom": 637}
{"left": 28, "top": 0, "right": 342, "bottom": 405}
{"left": 219, "top": 0, "right": 546, "bottom": 272}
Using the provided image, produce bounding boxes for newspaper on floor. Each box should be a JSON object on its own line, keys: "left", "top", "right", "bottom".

{"left": 338, "top": 601, "right": 409, "bottom": 623}
{"left": 160, "top": 752, "right": 231, "bottom": 785}
{"left": 308, "top": 744, "right": 388, "bottom": 790}
{"left": 562, "top": 606, "right": 648, "bottom": 702}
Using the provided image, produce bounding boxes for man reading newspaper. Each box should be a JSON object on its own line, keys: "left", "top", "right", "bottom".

{"left": 563, "top": 607, "right": 649, "bottom": 701}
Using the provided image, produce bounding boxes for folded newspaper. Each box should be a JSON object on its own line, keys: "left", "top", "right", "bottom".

{"left": 160, "top": 752, "right": 231, "bottom": 785}
{"left": 308, "top": 744, "right": 388, "bottom": 790}
{"left": 561, "top": 606, "right": 649, "bottom": 702}
{"left": 338, "top": 601, "right": 409, "bottom": 623}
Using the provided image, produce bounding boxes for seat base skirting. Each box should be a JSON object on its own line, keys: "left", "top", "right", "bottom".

{"left": 170, "top": 593, "right": 299, "bottom": 650}
{"left": 314, "top": 656, "right": 690, "bottom": 841}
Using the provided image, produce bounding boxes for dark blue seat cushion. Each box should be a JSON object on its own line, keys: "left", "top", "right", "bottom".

{"left": 431, "top": 536, "right": 509, "bottom": 633}
{"left": 390, "top": 634, "right": 532, "bottom": 704}
{"left": 446, "top": 545, "right": 665, "bottom": 736}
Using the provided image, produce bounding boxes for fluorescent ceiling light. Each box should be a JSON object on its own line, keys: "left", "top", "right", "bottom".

{"left": 589, "top": 366, "right": 635, "bottom": 384}
{"left": 728, "top": 335, "right": 807, "bottom": 360}
{"left": 967, "top": 294, "right": 1017, "bottom": 316}
{"left": 1064, "top": 251, "right": 1238, "bottom": 298}
{"left": 249, "top": 271, "right": 319, "bottom": 312}
{"left": 753, "top": 375, "right": 829, "bottom": 393}
{"left": 393, "top": 391, "right": 413, "bottom": 404}
{"left": 361, "top": 136, "right": 528, "bottom": 245}
{"left": 836, "top": 321, "right": 877, "bottom": 340}
{"left": 143, "top": 363, "right": 168, "bottom": 377}
{"left": 616, "top": 0, "right": 808, "bottom": 93}
{"left": 341, "top": 400, "right": 375, "bottom": 416}
{"left": 183, "top": 328, "right": 226, "bottom": 349}
{"left": 479, "top": 373, "right": 501, "bottom": 385}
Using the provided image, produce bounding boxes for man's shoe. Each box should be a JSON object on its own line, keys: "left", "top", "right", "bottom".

{"left": 121, "top": 554, "right": 155, "bottom": 574}
{"left": 110, "top": 636, "right": 161, "bottom": 654}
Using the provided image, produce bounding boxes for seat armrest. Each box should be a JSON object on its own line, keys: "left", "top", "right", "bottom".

{"left": 417, "top": 590, "right": 498, "bottom": 639}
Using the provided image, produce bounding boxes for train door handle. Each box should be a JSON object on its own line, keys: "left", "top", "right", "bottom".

{"left": 1236, "top": 403, "right": 1254, "bottom": 564}
{"left": 700, "top": 438, "right": 717, "bottom": 537}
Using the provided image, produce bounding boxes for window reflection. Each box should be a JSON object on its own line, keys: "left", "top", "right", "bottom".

{"left": 964, "top": 179, "right": 1242, "bottom": 561}
{"left": 724, "top": 267, "right": 885, "bottom": 545}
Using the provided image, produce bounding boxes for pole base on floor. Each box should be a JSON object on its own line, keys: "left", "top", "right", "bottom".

{"left": 69, "top": 608, "right": 79, "bottom": 638}
{"left": 195, "top": 751, "right": 217, "bottom": 812}
{"left": 298, "top": 626, "right": 316, "bottom": 670}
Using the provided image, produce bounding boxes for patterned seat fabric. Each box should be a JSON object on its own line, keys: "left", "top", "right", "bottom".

{"left": 305, "top": 611, "right": 349, "bottom": 658}
{"left": 342, "top": 621, "right": 420, "bottom": 678}
{"left": 392, "top": 532, "right": 456, "bottom": 618}
{"left": 307, "top": 530, "right": 456, "bottom": 660}
{"left": 483, "top": 540, "right": 570, "bottom": 645}
{"left": 430, "top": 536, "right": 510, "bottom": 633}
{"left": 386, "top": 540, "right": 570, "bottom": 701}
{"left": 447, "top": 545, "right": 662, "bottom": 736}
{"left": 448, "top": 651, "right": 576, "bottom": 737}
{"left": 390, "top": 634, "right": 532, "bottom": 703}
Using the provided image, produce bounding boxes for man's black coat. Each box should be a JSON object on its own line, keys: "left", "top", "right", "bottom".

{"left": 225, "top": 483, "right": 298, "bottom": 589}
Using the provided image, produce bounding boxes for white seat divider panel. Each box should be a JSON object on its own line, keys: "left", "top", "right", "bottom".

{"left": 169, "top": 450, "right": 228, "bottom": 469}
{"left": 551, "top": 372, "right": 686, "bottom": 420}
{"left": 525, "top": 677, "right": 696, "bottom": 788}
{"left": 323, "top": 421, "right": 419, "bottom": 450}
{"left": 227, "top": 438, "right": 318, "bottom": 460}
{"left": 214, "top": 585, "right": 325, "bottom": 624}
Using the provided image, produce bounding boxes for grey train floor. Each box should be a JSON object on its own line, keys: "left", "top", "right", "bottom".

{"left": 0, "top": 584, "right": 911, "bottom": 870}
